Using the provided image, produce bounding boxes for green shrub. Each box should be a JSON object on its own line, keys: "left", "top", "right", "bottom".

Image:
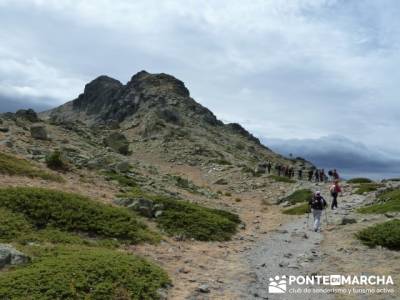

{"left": 168, "top": 175, "right": 201, "bottom": 194}
{"left": 0, "top": 151, "right": 63, "bottom": 182}
{"left": 279, "top": 189, "right": 313, "bottom": 205}
{"left": 0, "top": 208, "right": 33, "bottom": 241}
{"left": 358, "top": 188, "right": 400, "bottom": 214}
{"left": 269, "top": 175, "right": 296, "bottom": 183}
{"left": 0, "top": 187, "right": 158, "bottom": 244}
{"left": 241, "top": 165, "right": 256, "bottom": 176}
{"left": 354, "top": 183, "right": 384, "bottom": 195}
{"left": 104, "top": 171, "right": 137, "bottom": 187}
{"left": 235, "top": 198, "right": 242, "bottom": 202}
{"left": 45, "top": 150, "right": 68, "bottom": 171}
{"left": 209, "top": 159, "right": 232, "bottom": 165}
{"left": 122, "top": 188, "right": 241, "bottom": 241}
{"left": 0, "top": 208, "right": 118, "bottom": 247}
{"left": 174, "top": 175, "right": 190, "bottom": 189}
{"left": 347, "top": 177, "right": 373, "bottom": 184}
{"left": 282, "top": 203, "right": 310, "bottom": 215}
{"left": 356, "top": 220, "right": 400, "bottom": 250}
{"left": 0, "top": 247, "right": 170, "bottom": 300}
{"left": 225, "top": 192, "right": 232, "bottom": 197}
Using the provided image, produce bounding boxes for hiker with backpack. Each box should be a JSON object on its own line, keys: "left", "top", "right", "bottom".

{"left": 267, "top": 162, "right": 272, "bottom": 174}
{"left": 298, "top": 169, "right": 303, "bottom": 180}
{"left": 308, "top": 169, "right": 314, "bottom": 181}
{"left": 332, "top": 169, "right": 340, "bottom": 181}
{"left": 314, "top": 169, "right": 320, "bottom": 182}
{"left": 329, "top": 180, "right": 342, "bottom": 210}
{"left": 308, "top": 191, "right": 327, "bottom": 232}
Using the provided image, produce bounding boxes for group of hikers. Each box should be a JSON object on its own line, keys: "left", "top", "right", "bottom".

{"left": 262, "top": 161, "right": 340, "bottom": 186}
{"left": 258, "top": 161, "right": 343, "bottom": 232}
{"left": 308, "top": 169, "right": 342, "bottom": 232}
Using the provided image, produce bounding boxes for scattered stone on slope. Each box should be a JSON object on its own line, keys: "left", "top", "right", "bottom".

{"left": 30, "top": 124, "right": 49, "bottom": 140}
{"left": 214, "top": 178, "right": 228, "bottom": 185}
{"left": 197, "top": 284, "right": 210, "bottom": 293}
{"left": 0, "top": 244, "right": 30, "bottom": 269}
{"left": 104, "top": 132, "right": 130, "bottom": 155}
{"left": 340, "top": 217, "right": 357, "bottom": 225}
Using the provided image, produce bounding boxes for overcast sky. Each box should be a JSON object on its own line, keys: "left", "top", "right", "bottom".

{"left": 1, "top": 0, "right": 399, "bottom": 178}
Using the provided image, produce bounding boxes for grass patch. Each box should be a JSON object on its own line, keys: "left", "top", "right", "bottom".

{"left": 279, "top": 189, "right": 313, "bottom": 205}
{"left": 356, "top": 220, "right": 400, "bottom": 250}
{"left": 120, "top": 188, "right": 241, "bottom": 241}
{"left": 347, "top": 177, "right": 373, "bottom": 184}
{"left": 104, "top": 170, "right": 137, "bottom": 187}
{"left": 269, "top": 175, "right": 296, "bottom": 183}
{"left": 0, "top": 187, "right": 158, "bottom": 244}
{"left": 0, "top": 208, "right": 118, "bottom": 248}
{"left": 209, "top": 159, "right": 232, "bottom": 165}
{"left": 0, "top": 246, "right": 170, "bottom": 300}
{"left": 354, "top": 183, "right": 384, "bottom": 195}
{"left": 282, "top": 203, "right": 310, "bottom": 215}
{"left": 0, "top": 208, "right": 33, "bottom": 241}
{"left": 358, "top": 188, "right": 400, "bottom": 214}
{"left": 0, "top": 151, "right": 63, "bottom": 182}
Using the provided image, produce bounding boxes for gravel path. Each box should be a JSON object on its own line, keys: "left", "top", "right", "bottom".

{"left": 235, "top": 184, "right": 368, "bottom": 300}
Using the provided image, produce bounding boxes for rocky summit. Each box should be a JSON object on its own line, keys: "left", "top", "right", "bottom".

{"left": 30, "top": 70, "right": 312, "bottom": 176}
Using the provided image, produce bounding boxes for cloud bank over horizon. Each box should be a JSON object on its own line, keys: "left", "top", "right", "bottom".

{"left": 0, "top": 0, "right": 399, "bottom": 177}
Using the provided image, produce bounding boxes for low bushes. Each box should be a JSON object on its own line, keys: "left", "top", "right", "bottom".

{"left": 120, "top": 188, "right": 241, "bottom": 241}
{"left": 0, "top": 187, "right": 158, "bottom": 244}
{"left": 279, "top": 189, "right": 313, "bottom": 205}
{"left": 269, "top": 175, "right": 295, "bottom": 184}
{"left": 0, "top": 189, "right": 170, "bottom": 300}
{"left": 354, "top": 183, "right": 384, "bottom": 195}
{"left": 0, "top": 208, "right": 118, "bottom": 248}
{"left": 0, "top": 151, "right": 62, "bottom": 181}
{"left": 356, "top": 220, "right": 400, "bottom": 250}
{"left": 358, "top": 188, "right": 400, "bottom": 214}
{"left": 104, "top": 171, "right": 137, "bottom": 187}
{"left": 347, "top": 178, "right": 373, "bottom": 184}
{"left": 0, "top": 247, "right": 170, "bottom": 300}
{"left": 45, "top": 150, "right": 68, "bottom": 171}
{"left": 282, "top": 203, "right": 309, "bottom": 215}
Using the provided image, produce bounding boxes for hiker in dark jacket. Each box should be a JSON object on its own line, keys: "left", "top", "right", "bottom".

{"left": 320, "top": 169, "right": 325, "bottom": 182}
{"left": 276, "top": 165, "right": 282, "bottom": 176}
{"left": 308, "top": 169, "right": 314, "bottom": 181}
{"left": 314, "top": 169, "right": 320, "bottom": 182}
{"left": 329, "top": 180, "right": 342, "bottom": 210}
{"left": 267, "top": 162, "right": 272, "bottom": 174}
{"left": 332, "top": 169, "right": 340, "bottom": 181}
{"left": 309, "top": 191, "right": 327, "bottom": 232}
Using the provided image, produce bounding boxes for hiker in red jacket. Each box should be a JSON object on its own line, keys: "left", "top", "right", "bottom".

{"left": 330, "top": 180, "right": 342, "bottom": 210}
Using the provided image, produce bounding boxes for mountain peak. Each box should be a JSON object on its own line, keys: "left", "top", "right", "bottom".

{"left": 127, "top": 71, "right": 190, "bottom": 97}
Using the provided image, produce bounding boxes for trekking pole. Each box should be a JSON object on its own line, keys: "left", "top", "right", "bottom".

{"left": 324, "top": 209, "right": 329, "bottom": 225}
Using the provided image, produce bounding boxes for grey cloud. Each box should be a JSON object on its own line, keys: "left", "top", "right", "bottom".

{"left": 0, "top": 95, "right": 52, "bottom": 113}
{"left": 0, "top": 0, "right": 399, "bottom": 178}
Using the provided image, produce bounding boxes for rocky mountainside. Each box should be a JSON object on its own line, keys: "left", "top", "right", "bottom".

{"left": 39, "top": 70, "right": 311, "bottom": 171}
